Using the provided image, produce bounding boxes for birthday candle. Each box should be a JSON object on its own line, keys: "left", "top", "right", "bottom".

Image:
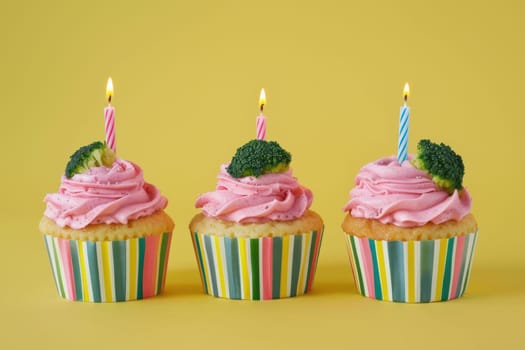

{"left": 397, "top": 83, "right": 410, "bottom": 163}
{"left": 104, "top": 77, "right": 116, "bottom": 153}
{"left": 256, "top": 88, "right": 266, "bottom": 140}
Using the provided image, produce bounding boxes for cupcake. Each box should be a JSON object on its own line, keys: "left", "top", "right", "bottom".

{"left": 342, "top": 139, "right": 478, "bottom": 303}
{"left": 40, "top": 141, "right": 174, "bottom": 302}
{"left": 190, "top": 139, "right": 324, "bottom": 300}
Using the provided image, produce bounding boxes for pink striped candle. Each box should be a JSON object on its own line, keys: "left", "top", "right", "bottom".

{"left": 104, "top": 77, "right": 116, "bottom": 153}
{"left": 256, "top": 88, "right": 267, "bottom": 140}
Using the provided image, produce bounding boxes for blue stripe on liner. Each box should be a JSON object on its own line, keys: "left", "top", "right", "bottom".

{"left": 112, "top": 240, "right": 127, "bottom": 302}
{"left": 69, "top": 240, "right": 83, "bottom": 301}
{"left": 387, "top": 241, "right": 405, "bottom": 302}
{"left": 86, "top": 241, "right": 101, "bottom": 302}
{"left": 419, "top": 240, "right": 435, "bottom": 303}
{"left": 225, "top": 237, "right": 241, "bottom": 299}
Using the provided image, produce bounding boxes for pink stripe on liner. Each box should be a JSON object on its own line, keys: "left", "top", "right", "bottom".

{"left": 262, "top": 237, "right": 273, "bottom": 300}
{"left": 359, "top": 237, "right": 375, "bottom": 298}
{"left": 142, "top": 234, "right": 160, "bottom": 298}
{"left": 161, "top": 233, "right": 173, "bottom": 291}
{"left": 449, "top": 235, "right": 465, "bottom": 298}
{"left": 58, "top": 238, "right": 76, "bottom": 301}
{"left": 306, "top": 229, "right": 322, "bottom": 292}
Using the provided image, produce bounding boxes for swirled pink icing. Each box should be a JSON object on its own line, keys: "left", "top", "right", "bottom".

{"left": 44, "top": 159, "right": 168, "bottom": 229}
{"left": 343, "top": 156, "right": 472, "bottom": 227}
{"left": 195, "top": 164, "right": 313, "bottom": 223}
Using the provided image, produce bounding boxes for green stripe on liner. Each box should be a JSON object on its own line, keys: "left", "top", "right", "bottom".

{"left": 420, "top": 240, "right": 435, "bottom": 303}
{"left": 229, "top": 237, "right": 241, "bottom": 299}
{"left": 290, "top": 235, "right": 303, "bottom": 297}
{"left": 456, "top": 235, "right": 470, "bottom": 298}
{"left": 388, "top": 241, "right": 405, "bottom": 302}
{"left": 204, "top": 235, "right": 219, "bottom": 297}
{"left": 272, "top": 237, "right": 283, "bottom": 298}
{"left": 51, "top": 238, "right": 66, "bottom": 298}
{"left": 441, "top": 238, "right": 455, "bottom": 301}
{"left": 137, "top": 238, "right": 146, "bottom": 299}
{"left": 193, "top": 233, "right": 208, "bottom": 294}
{"left": 112, "top": 240, "right": 127, "bottom": 302}
{"left": 250, "top": 239, "right": 260, "bottom": 300}
{"left": 369, "top": 239, "right": 382, "bottom": 300}
{"left": 156, "top": 233, "right": 170, "bottom": 295}
{"left": 349, "top": 236, "right": 364, "bottom": 295}
{"left": 69, "top": 240, "right": 83, "bottom": 301}
{"left": 43, "top": 236, "right": 60, "bottom": 296}
{"left": 86, "top": 241, "right": 101, "bottom": 302}
{"left": 304, "top": 231, "right": 317, "bottom": 293}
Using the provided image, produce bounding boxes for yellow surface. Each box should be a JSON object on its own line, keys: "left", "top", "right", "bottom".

{"left": 1, "top": 0, "right": 524, "bottom": 348}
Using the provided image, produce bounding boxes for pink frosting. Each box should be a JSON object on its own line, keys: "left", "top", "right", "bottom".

{"left": 195, "top": 164, "right": 313, "bottom": 223}
{"left": 44, "top": 159, "right": 168, "bottom": 229}
{"left": 343, "top": 156, "right": 472, "bottom": 227}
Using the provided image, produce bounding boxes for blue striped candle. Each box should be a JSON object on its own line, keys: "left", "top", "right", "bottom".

{"left": 397, "top": 83, "right": 410, "bottom": 163}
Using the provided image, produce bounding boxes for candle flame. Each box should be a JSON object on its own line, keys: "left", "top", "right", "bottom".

{"left": 403, "top": 83, "right": 410, "bottom": 102}
{"left": 259, "top": 88, "right": 266, "bottom": 112}
{"left": 106, "top": 77, "right": 114, "bottom": 103}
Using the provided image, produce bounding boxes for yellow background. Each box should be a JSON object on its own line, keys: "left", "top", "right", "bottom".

{"left": 1, "top": 0, "right": 524, "bottom": 348}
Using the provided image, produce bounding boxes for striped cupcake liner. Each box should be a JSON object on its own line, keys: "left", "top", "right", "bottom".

{"left": 345, "top": 232, "right": 478, "bottom": 303}
{"left": 191, "top": 229, "right": 324, "bottom": 300}
{"left": 43, "top": 232, "right": 172, "bottom": 302}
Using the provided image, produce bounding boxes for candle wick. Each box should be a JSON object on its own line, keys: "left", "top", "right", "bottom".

{"left": 260, "top": 104, "right": 264, "bottom": 113}
{"left": 404, "top": 95, "right": 408, "bottom": 104}
{"left": 108, "top": 95, "right": 112, "bottom": 104}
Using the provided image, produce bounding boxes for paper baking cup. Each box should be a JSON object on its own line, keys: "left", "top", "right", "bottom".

{"left": 43, "top": 232, "right": 172, "bottom": 302}
{"left": 345, "top": 232, "right": 478, "bottom": 303}
{"left": 191, "top": 229, "right": 323, "bottom": 300}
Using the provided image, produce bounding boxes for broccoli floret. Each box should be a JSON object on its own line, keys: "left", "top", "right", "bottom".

{"left": 412, "top": 139, "right": 464, "bottom": 194}
{"left": 65, "top": 141, "right": 115, "bottom": 178}
{"left": 227, "top": 139, "right": 292, "bottom": 178}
